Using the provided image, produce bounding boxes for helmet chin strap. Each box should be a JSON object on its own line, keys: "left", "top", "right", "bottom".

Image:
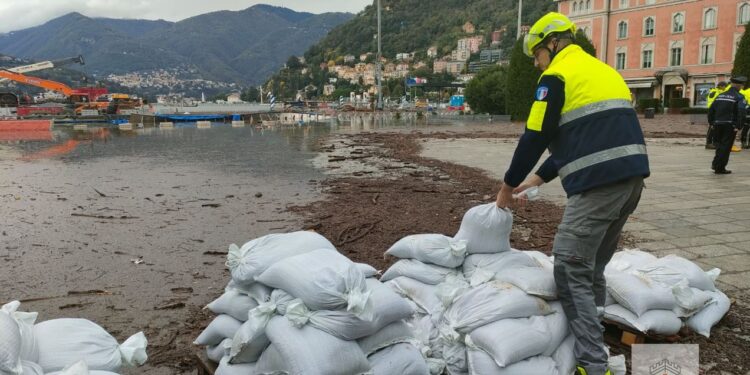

{"left": 549, "top": 38, "right": 562, "bottom": 60}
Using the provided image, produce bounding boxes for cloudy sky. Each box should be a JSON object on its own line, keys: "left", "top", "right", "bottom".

{"left": 0, "top": 0, "right": 373, "bottom": 33}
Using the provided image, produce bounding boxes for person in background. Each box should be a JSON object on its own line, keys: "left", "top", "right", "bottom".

{"left": 495, "top": 12, "right": 649, "bottom": 375}
{"left": 740, "top": 84, "right": 750, "bottom": 149}
{"left": 705, "top": 81, "right": 728, "bottom": 149}
{"left": 708, "top": 76, "right": 747, "bottom": 173}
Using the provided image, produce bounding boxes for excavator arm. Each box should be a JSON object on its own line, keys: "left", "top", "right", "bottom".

{"left": 0, "top": 70, "right": 76, "bottom": 96}
{"left": 1, "top": 55, "right": 84, "bottom": 78}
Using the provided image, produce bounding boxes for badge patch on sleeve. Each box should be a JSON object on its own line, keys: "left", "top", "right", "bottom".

{"left": 536, "top": 86, "right": 549, "bottom": 101}
{"left": 526, "top": 101, "right": 547, "bottom": 132}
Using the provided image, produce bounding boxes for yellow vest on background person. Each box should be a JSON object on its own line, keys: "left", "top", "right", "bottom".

{"left": 707, "top": 85, "right": 730, "bottom": 108}
{"left": 741, "top": 88, "right": 750, "bottom": 107}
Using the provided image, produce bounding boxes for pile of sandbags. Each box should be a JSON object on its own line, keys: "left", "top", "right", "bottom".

{"left": 196, "top": 230, "right": 430, "bottom": 375}
{"left": 383, "top": 203, "right": 623, "bottom": 375}
{"left": 604, "top": 249, "right": 728, "bottom": 337}
{"left": 0, "top": 301, "right": 147, "bottom": 375}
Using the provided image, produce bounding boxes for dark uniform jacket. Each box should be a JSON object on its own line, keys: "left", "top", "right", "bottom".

{"left": 708, "top": 87, "right": 747, "bottom": 129}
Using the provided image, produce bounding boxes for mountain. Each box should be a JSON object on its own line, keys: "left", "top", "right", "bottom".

{"left": 0, "top": 6, "right": 353, "bottom": 87}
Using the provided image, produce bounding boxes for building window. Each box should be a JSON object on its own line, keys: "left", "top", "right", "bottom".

{"left": 573, "top": 2, "right": 578, "bottom": 13}
{"left": 670, "top": 47, "right": 682, "bottom": 66}
{"left": 703, "top": 8, "right": 717, "bottom": 29}
{"left": 616, "top": 52, "right": 627, "bottom": 70}
{"left": 673, "top": 13, "right": 684, "bottom": 32}
{"left": 739, "top": 3, "right": 750, "bottom": 24}
{"left": 618, "top": 21, "right": 628, "bottom": 39}
{"left": 586, "top": 0, "right": 591, "bottom": 11}
{"left": 644, "top": 17, "right": 655, "bottom": 36}
{"left": 701, "top": 38, "right": 715, "bottom": 64}
{"left": 642, "top": 49, "right": 653, "bottom": 68}
{"left": 620, "top": 0, "right": 628, "bottom": 8}
{"left": 645, "top": 0, "right": 655, "bottom": 4}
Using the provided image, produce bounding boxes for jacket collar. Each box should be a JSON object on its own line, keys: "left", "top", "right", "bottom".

{"left": 548, "top": 44, "right": 583, "bottom": 70}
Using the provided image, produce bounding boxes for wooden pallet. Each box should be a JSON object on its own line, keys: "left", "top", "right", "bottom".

{"left": 603, "top": 318, "right": 686, "bottom": 347}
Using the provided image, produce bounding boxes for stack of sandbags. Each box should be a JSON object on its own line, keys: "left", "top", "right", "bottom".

{"left": 0, "top": 301, "right": 147, "bottom": 375}
{"left": 604, "top": 250, "right": 727, "bottom": 337}
{"left": 196, "top": 231, "right": 429, "bottom": 375}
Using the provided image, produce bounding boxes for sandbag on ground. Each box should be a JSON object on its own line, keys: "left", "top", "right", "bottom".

{"left": 227, "top": 231, "right": 336, "bottom": 283}
{"left": 687, "top": 290, "right": 731, "bottom": 337}
{"left": 257, "top": 248, "right": 372, "bottom": 315}
{"left": 1, "top": 305, "right": 23, "bottom": 375}
{"left": 368, "top": 343, "right": 429, "bottom": 375}
{"left": 194, "top": 314, "right": 243, "bottom": 346}
{"left": 606, "top": 273, "right": 676, "bottom": 316}
{"left": 34, "top": 319, "right": 147, "bottom": 372}
{"left": 386, "top": 276, "right": 444, "bottom": 317}
{"left": 462, "top": 251, "right": 539, "bottom": 286}
{"left": 466, "top": 316, "right": 549, "bottom": 367}
{"left": 382, "top": 259, "right": 459, "bottom": 285}
{"left": 206, "top": 289, "right": 260, "bottom": 322}
{"left": 604, "top": 305, "right": 682, "bottom": 335}
{"left": 453, "top": 203, "right": 512, "bottom": 254}
{"left": 262, "top": 316, "right": 372, "bottom": 375}
{"left": 358, "top": 320, "right": 415, "bottom": 356}
{"left": 386, "top": 234, "right": 467, "bottom": 268}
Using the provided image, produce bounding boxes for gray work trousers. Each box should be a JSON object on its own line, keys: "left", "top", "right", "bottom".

{"left": 553, "top": 176, "right": 644, "bottom": 375}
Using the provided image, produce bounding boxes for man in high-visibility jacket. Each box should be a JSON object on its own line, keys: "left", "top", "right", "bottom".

{"left": 740, "top": 86, "right": 750, "bottom": 148}
{"left": 496, "top": 12, "right": 650, "bottom": 375}
{"left": 706, "top": 82, "right": 728, "bottom": 149}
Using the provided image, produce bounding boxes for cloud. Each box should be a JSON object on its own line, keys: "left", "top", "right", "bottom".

{"left": 0, "top": 0, "right": 371, "bottom": 33}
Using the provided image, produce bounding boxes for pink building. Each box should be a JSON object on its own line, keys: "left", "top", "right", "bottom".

{"left": 458, "top": 36, "right": 484, "bottom": 54}
{"left": 558, "top": 0, "right": 749, "bottom": 106}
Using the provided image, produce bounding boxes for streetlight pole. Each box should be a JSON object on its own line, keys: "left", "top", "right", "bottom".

{"left": 516, "top": 0, "right": 523, "bottom": 39}
{"left": 376, "top": 0, "right": 383, "bottom": 110}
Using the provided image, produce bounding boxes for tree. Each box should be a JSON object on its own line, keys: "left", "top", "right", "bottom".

{"left": 465, "top": 65, "right": 507, "bottom": 114}
{"left": 733, "top": 23, "right": 750, "bottom": 79}
{"left": 241, "top": 86, "right": 260, "bottom": 102}
{"left": 286, "top": 56, "right": 304, "bottom": 70}
{"left": 574, "top": 30, "right": 597, "bottom": 57}
{"left": 505, "top": 38, "right": 541, "bottom": 121}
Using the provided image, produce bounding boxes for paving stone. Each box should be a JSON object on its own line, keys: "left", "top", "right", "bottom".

{"left": 667, "top": 236, "right": 727, "bottom": 248}
{"left": 647, "top": 219, "right": 694, "bottom": 229}
{"left": 632, "top": 211, "right": 683, "bottom": 221}
{"left": 697, "top": 222, "right": 750, "bottom": 234}
{"left": 643, "top": 248, "right": 699, "bottom": 260}
{"left": 683, "top": 244, "right": 745, "bottom": 258}
{"left": 634, "top": 230, "right": 676, "bottom": 241}
{"left": 623, "top": 221, "right": 657, "bottom": 231}
{"left": 682, "top": 214, "right": 737, "bottom": 225}
{"left": 723, "top": 211, "right": 750, "bottom": 220}
{"left": 652, "top": 201, "right": 717, "bottom": 211}
{"left": 725, "top": 242, "right": 749, "bottom": 252}
{"left": 708, "top": 232, "right": 750, "bottom": 243}
{"left": 660, "top": 226, "right": 717, "bottom": 238}
{"left": 635, "top": 241, "right": 678, "bottom": 251}
{"left": 716, "top": 271, "right": 750, "bottom": 290}
{"left": 699, "top": 255, "right": 750, "bottom": 273}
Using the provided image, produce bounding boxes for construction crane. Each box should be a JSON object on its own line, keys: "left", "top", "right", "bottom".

{"left": 0, "top": 55, "right": 84, "bottom": 82}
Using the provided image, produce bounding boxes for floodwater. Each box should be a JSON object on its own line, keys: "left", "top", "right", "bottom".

{"left": 0, "top": 119, "right": 462, "bottom": 374}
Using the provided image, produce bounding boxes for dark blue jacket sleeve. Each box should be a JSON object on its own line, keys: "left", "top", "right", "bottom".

{"left": 503, "top": 75, "right": 564, "bottom": 187}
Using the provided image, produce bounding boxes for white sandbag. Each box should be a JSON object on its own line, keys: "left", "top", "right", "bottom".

{"left": 359, "top": 320, "right": 415, "bottom": 356}
{"left": 44, "top": 360, "right": 119, "bottom": 375}
{"left": 687, "top": 290, "right": 731, "bottom": 337}
{"left": 226, "top": 231, "right": 336, "bottom": 283}
{"left": 462, "top": 251, "right": 538, "bottom": 286}
{"left": 492, "top": 266, "right": 557, "bottom": 299}
{"left": 672, "top": 282, "right": 714, "bottom": 317}
{"left": 386, "top": 234, "right": 467, "bottom": 268}
{"left": 224, "top": 280, "right": 272, "bottom": 303}
{"left": 435, "top": 274, "right": 470, "bottom": 307}
{"left": 253, "top": 343, "right": 289, "bottom": 374}
{"left": 638, "top": 255, "right": 718, "bottom": 291}
{"left": 382, "top": 259, "right": 459, "bottom": 285}
{"left": 206, "top": 290, "right": 260, "bottom": 322}
{"left": 386, "top": 277, "right": 444, "bottom": 316}
{"left": 0, "top": 306, "right": 22, "bottom": 375}
{"left": 604, "top": 305, "right": 682, "bottom": 335}
{"left": 1, "top": 301, "right": 38, "bottom": 363}
{"left": 454, "top": 203, "right": 512, "bottom": 254}
{"left": 35, "top": 319, "right": 147, "bottom": 372}
{"left": 285, "top": 279, "right": 414, "bottom": 340}
{"left": 408, "top": 314, "right": 442, "bottom": 359}
{"left": 606, "top": 273, "right": 675, "bottom": 316}
{"left": 466, "top": 347, "right": 559, "bottom": 375}
{"left": 441, "top": 338, "right": 467, "bottom": 375}
{"left": 524, "top": 250, "right": 554, "bottom": 271}
{"left": 541, "top": 302, "right": 570, "bottom": 356}
{"left": 194, "top": 314, "right": 243, "bottom": 346}
{"left": 609, "top": 354, "right": 627, "bottom": 375}
{"left": 604, "top": 249, "right": 657, "bottom": 275}
{"left": 216, "top": 355, "right": 257, "bottom": 375}
{"left": 368, "top": 343, "right": 429, "bottom": 375}
{"left": 466, "top": 316, "right": 549, "bottom": 367}
{"left": 20, "top": 360, "right": 43, "bottom": 375}
{"left": 256, "top": 248, "right": 372, "bottom": 316}
{"left": 551, "top": 334, "right": 576, "bottom": 375}
{"left": 229, "top": 290, "right": 294, "bottom": 364}
{"left": 357, "top": 262, "right": 380, "bottom": 278}
{"left": 441, "top": 281, "right": 552, "bottom": 336}
{"left": 206, "top": 338, "right": 232, "bottom": 363}
{"left": 263, "top": 316, "right": 372, "bottom": 375}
